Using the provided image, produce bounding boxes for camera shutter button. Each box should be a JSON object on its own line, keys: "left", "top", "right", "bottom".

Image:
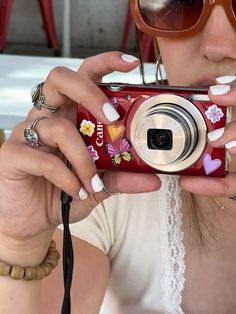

{"left": 107, "top": 84, "right": 126, "bottom": 92}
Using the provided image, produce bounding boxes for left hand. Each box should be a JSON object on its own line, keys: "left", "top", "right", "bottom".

{"left": 179, "top": 78, "right": 236, "bottom": 198}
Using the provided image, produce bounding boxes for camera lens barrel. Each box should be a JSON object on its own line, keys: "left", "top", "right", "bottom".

{"left": 130, "top": 94, "right": 207, "bottom": 173}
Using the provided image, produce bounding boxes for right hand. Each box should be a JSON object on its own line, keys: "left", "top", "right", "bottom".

{"left": 0, "top": 52, "right": 161, "bottom": 255}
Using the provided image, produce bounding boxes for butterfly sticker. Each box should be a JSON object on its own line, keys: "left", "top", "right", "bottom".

{"left": 105, "top": 138, "right": 132, "bottom": 166}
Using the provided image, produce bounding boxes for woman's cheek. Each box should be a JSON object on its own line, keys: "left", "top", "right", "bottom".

{"left": 157, "top": 37, "right": 198, "bottom": 86}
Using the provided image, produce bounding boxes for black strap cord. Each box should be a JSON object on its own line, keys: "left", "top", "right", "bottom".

{"left": 60, "top": 162, "right": 74, "bottom": 314}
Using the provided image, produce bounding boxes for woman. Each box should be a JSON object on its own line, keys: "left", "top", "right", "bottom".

{"left": 1, "top": 1, "right": 236, "bottom": 313}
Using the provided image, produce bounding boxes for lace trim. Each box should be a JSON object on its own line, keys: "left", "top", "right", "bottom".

{"left": 160, "top": 175, "right": 185, "bottom": 314}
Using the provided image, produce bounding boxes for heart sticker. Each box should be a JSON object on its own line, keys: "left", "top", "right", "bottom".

{"left": 107, "top": 125, "right": 125, "bottom": 142}
{"left": 203, "top": 153, "right": 222, "bottom": 175}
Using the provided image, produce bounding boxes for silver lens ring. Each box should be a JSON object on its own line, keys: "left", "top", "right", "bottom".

{"left": 130, "top": 94, "right": 207, "bottom": 173}
{"left": 149, "top": 104, "right": 198, "bottom": 163}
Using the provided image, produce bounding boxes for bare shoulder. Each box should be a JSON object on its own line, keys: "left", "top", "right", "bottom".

{"left": 41, "top": 228, "right": 110, "bottom": 314}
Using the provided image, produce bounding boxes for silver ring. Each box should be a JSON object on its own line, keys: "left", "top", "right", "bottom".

{"left": 24, "top": 117, "right": 47, "bottom": 147}
{"left": 100, "top": 175, "right": 121, "bottom": 196}
{"left": 230, "top": 195, "right": 236, "bottom": 201}
{"left": 31, "top": 82, "right": 62, "bottom": 113}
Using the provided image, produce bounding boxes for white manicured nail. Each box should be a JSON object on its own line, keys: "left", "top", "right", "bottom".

{"left": 91, "top": 174, "right": 104, "bottom": 192}
{"left": 103, "top": 102, "right": 120, "bottom": 122}
{"left": 226, "top": 140, "right": 236, "bottom": 150}
{"left": 121, "top": 54, "right": 139, "bottom": 63}
{"left": 207, "top": 127, "right": 225, "bottom": 142}
{"left": 210, "top": 85, "right": 230, "bottom": 95}
{"left": 78, "top": 187, "right": 88, "bottom": 200}
{"left": 216, "top": 75, "right": 236, "bottom": 84}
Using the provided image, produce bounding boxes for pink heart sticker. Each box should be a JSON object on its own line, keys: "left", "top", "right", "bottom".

{"left": 203, "top": 153, "right": 222, "bottom": 175}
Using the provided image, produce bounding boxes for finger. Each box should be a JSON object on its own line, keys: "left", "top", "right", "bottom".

{"left": 0, "top": 140, "right": 81, "bottom": 198}
{"left": 100, "top": 171, "right": 161, "bottom": 194}
{"left": 68, "top": 171, "right": 161, "bottom": 223}
{"left": 207, "top": 120, "right": 236, "bottom": 152}
{"left": 28, "top": 67, "right": 120, "bottom": 125}
{"left": 179, "top": 173, "right": 236, "bottom": 198}
{"left": 208, "top": 77, "right": 236, "bottom": 106}
{"left": 28, "top": 52, "right": 139, "bottom": 122}
{"left": 78, "top": 51, "right": 140, "bottom": 81}
{"left": 13, "top": 118, "right": 103, "bottom": 194}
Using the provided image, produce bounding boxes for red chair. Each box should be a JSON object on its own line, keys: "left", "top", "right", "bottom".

{"left": 0, "top": 0, "right": 13, "bottom": 52}
{"left": 0, "top": 0, "right": 60, "bottom": 55}
{"left": 139, "top": 32, "right": 156, "bottom": 62}
{"left": 121, "top": 2, "right": 155, "bottom": 62}
{"left": 120, "top": 2, "right": 133, "bottom": 52}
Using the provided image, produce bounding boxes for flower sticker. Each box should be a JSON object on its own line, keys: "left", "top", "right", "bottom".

{"left": 87, "top": 145, "right": 99, "bottom": 161}
{"left": 80, "top": 119, "right": 95, "bottom": 137}
{"left": 110, "top": 97, "right": 119, "bottom": 109}
{"left": 205, "top": 105, "right": 224, "bottom": 123}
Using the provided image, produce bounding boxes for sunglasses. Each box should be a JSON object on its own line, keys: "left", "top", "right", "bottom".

{"left": 130, "top": 0, "right": 236, "bottom": 37}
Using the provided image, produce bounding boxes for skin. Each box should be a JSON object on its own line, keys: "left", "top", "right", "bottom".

{"left": 158, "top": 5, "right": 236, "bottom": 208}
{"left": 0, "top": 3, "right": 236, "bottom": 314}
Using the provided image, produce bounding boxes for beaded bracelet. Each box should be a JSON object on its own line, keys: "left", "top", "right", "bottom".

{"left": 0, "top": 240, "right": 60, "bottom": 281}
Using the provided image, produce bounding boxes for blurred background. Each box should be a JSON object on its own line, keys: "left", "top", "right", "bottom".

{"left": 2, "top": 0, "right": 136, "bottom": 57}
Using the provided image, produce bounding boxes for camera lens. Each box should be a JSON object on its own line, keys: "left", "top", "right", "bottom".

{"left": 130, "top": 93, "right": 207, "bottom": 172}
{"left": 148, "top": 129, "right": 173, "bottom": 150}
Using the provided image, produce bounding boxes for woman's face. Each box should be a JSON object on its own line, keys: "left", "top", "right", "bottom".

{"left": 157, "top": 5, "right": 236, "bottom": 87}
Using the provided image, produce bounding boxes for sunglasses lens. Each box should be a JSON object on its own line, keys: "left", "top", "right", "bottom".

{"left": 139, "top": 0, "right": 204, "bottom": 31}
{"left": 233, "top": 1, "right": 236, "bottom": 18}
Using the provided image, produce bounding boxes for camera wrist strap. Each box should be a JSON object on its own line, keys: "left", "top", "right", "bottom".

{"left": 60, "top": 161, "right": 74, "bottom": 314}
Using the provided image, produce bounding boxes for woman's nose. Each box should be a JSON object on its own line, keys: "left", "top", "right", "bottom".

{"left": 199, "top": 5, "right": 236, "bottom": 63}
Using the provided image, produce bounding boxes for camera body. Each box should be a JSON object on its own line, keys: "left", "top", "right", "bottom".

{"left": 77, "top": 83, "right": 230, "bottom": 177}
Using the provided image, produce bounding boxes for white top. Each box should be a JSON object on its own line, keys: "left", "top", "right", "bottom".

{"left": 70, "top": 175, "right": 185, "bottom": 314}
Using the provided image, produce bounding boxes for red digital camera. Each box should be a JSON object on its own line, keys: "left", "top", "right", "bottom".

{"left": 77, "top": 83, "right": 231, "bottom": 177}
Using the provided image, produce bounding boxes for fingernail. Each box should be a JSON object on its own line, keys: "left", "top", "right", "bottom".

{"left": 216, "top": 75, "right": 236, "bottom": 84}
{"left": 121, "top": 54, "right": 139, "bottom": 63}
{"left": 226, "top": 140, "right": 236, "bottom": 150}
{"left": 210, "top": 85, "right": 230, "bottom": 95}
{"left": 78, "top": 187, "right": 88, "bottom": 200}
{"left": 207, "top": 127, "right": 225, "bottom": 142}
{"left": 91, "top": 174, "right": 104, "bottom": 192}
{"left": 103, "top": 102, "right": 120, "bottom": 122}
